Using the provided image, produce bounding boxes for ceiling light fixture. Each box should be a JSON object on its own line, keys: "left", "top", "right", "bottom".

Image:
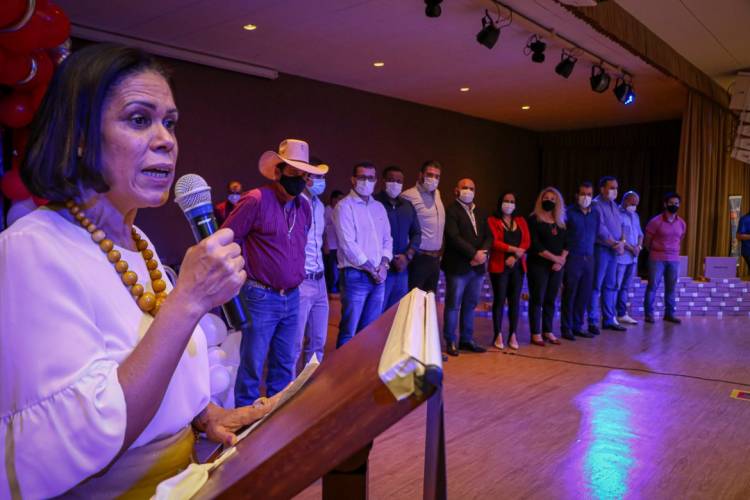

{"left": 460, "top": 87, "right": 470, "bottom": 92}
{"left": 589, "top": 64, "right": 611, "bottom": 92}
{"left": 555, "top": 50, "right": 577, "bottom": 78}
{"left": 476, "top": 10, "right": 500, "bottom": 49}
{"left": 613, "top": 77, "right": 635, "bottom": 105}
{"left": 525, "top": 35, "right": 546, "bottom": 63}
{"left": 373, "top": 61, "right": 385, "bottom": 67}
{"left": 242, "top": 24, "right": 257, "bottom": 31}
{"left": 425, "top": 0, "right": 442, "bottom": 18}
{"left": 521, "top": 105, "right": 531, "bottom": 110}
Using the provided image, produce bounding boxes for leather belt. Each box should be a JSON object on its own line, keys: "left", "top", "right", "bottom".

{"left": 418, "top": 250, "right": 442, "bottom": 257}
{"left": 305, "top": 271, "right": 325, "bottom": 281}
{"left": 246, "top": 279, "right": 297, "bottom": 296}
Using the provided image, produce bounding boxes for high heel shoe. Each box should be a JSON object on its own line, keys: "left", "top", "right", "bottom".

{"left": 543, "top": 333, "right": 561, "bottom": 345}
{"left": 530, "top": 334, "right": 545, "bottom": 347}
{"left": 508, "top": 333, "right": 519, "bottom": 350}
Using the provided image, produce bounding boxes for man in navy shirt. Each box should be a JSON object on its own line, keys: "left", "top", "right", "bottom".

{"left": 737, "top": 210, "right": 750, "bottom": 272}
{"left": 561, "top": 181, "right": 600, "bottom": 340}
{"left": 374, "top": 165, "right": 421, "bottom": 310}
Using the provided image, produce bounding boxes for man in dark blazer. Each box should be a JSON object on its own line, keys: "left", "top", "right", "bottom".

{"left": 442, "top": 178, "right": 493, "bottom": 356}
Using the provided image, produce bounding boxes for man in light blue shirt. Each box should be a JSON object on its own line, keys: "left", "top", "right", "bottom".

{"left": 294, "top": 168, "right": 330, "bottom": 367}
{"left": 589, "top": 176, "right": 627, "bottom": 332}
{"left": 334, "top": 162, "right": 393, "bottom": 347}
{"left": 615, "top": 191, "right": 643, "bottom": 325}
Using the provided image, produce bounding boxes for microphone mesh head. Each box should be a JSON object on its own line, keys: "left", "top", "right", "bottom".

{"left": 174, "top": 174, "right": 212, "bottom": 213}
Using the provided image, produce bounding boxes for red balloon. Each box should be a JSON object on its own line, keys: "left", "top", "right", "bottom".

{"left": 0, "top": 9, "right": 44, "bottom": 53}
{"left": 0, "top": 0, "right": 26, "bottom": 29}
{"left": 0, "top": 91, "right": 34, "bottom": 128}
{"left": 0, "top": 168, "right": 31, "bottom": 201}
{"left": 0, "top": 50, "right": 32, "bottom": 85}
{"left": 37, "top": 3, "right": 70, "bottom": 48}
{"left": 32, "top": 195, "right": 49, "bottom": 206}
{"left": 12, "top": 128, "right": 30, "bottom": 158}
{"left": 16, "top": 50, "right": 53, "bottom": 90}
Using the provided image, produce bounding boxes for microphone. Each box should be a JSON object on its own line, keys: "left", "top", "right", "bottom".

{"left": 174, "top": 174, "right": 249, "bottom": 331}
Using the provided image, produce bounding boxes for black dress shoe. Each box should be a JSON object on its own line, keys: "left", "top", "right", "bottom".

{"left": 575, "top": 330, "right": 594, "bottom": 338}
{"left": 588, "top": 325, "right": 601, "bottom": 336}
{"left": 459, "top": 341, "right": 487, "bottom": 353}
{"left": 645, "top": 315, "right": 655, "bottom": 323}
{"left": 442, "top": 354, "right": 449, "bottom": 362}
{"left": 664, "top": 316, "right": 682, "bottom": 324}
{"left": 561, "top": 330, "right": 576, "bottom": 341}
{"left": 446, "top": 343, "right": 459, "bottom": 357}
{"left": 602, "top": 323, "right": 627, "bottom": 332}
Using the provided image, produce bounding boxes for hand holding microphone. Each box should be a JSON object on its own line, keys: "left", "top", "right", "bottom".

{"left": 173, "top": 174, "right": 249, "bottom": 330}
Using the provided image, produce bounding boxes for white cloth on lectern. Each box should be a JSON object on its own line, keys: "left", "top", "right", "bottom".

{"left": 378, "top": 288, "right": 443, "bottom": 400}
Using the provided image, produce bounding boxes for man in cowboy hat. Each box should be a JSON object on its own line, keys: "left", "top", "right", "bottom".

{"left": 222, "top": 139, "right": 328, "bottom": 406}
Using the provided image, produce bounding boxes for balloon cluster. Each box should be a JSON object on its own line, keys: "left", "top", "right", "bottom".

{"left": 199, "top": 313, "right": 243, "bottom": 409}
{"left": 0, "top": 0, "right": 71, "bottom": 213}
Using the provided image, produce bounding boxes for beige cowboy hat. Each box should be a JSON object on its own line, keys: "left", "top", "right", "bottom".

{"left": 258, "top": 139, "right": 329, "bottom": 180}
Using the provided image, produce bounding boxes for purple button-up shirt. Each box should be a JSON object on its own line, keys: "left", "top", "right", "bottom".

{"left": 645, "top": 213, "right": 686, "bottom": 262}
{"left": 592, "top": 195, "right": 623, "bottom": 247}
{"left": 222, "top": 184, "right": 311, "bottom": 290}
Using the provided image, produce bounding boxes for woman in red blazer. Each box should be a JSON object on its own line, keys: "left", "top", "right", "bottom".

{"left": 488, "top": 192, "right": 530, "bottom": 350}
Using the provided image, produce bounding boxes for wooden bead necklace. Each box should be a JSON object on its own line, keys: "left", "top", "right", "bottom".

{"left": 65, "top": 200, "right": 169, "bottom": 316}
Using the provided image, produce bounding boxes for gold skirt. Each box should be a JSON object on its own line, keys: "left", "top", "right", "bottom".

{"left": 58, "top": 426, "right": 196, "bottom": 499}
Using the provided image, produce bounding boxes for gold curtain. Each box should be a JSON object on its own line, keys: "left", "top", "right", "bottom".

{"left": 676, "top": 91, "right": 749, "bottom": 277}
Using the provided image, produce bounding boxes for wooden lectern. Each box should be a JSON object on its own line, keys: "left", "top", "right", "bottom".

{"left": 194, "top": 305, "right": 446, "bottom": 499}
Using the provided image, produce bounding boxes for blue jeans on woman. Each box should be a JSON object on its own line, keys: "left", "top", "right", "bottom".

{"left": 644, "top": 259, "right": 679, "bottom": 318}
{"left": 235, "top": 284, "right": 300, "bottom": 407}
{"left": 443, "top": 270, "right": 483, "bottom": 345}
{"left": 337, "top": 268, "right": 385, "bottom": 348}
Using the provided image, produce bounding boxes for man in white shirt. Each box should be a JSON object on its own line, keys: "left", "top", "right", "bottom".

{"left": 295, "top": 167, "right": 330, "bottom": 367}
{"left": 323, "top": 190, "right": 345, "bottom": 294}
{"left": 333, "top": 162, "right": 393, "bottom": 347}
{"left": 400, "top": 160, "right": 446, "bottom": 293}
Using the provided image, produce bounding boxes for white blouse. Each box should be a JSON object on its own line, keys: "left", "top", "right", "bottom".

{"left": 0, "top": 208, "right": 210, "bottom": 499}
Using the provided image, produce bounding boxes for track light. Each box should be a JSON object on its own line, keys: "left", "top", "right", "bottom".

{"left": 476, "top": 10, "right": 500, "bottom": 49}
{"left": 590, "top": 64, "right": 611, "bottom": 93}
{"left": 555, "top": 50, "right": 577, "bottom": 78}
{"left": 526, "top": 35, "right": 546, "bottom": 63}
{"left": 425, "top": 0, "right": 442, "bottom": 18}
{"left": 613, "top": 77, "right": 635, "bottom": 105}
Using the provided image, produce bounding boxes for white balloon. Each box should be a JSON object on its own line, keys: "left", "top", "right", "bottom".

{"left": 209, "top": 364, "right": 231, "bottom": 396}
{"left": 7, "top": 198, "right": 37, "bottom": 226}
{"left": 219, "top": 330, "right": 242, "bottom": 367}
{"left": 199, "top": 313, "right": 228, "bottom": 347}
{"left": 207, "top": 346, "right": 228, "bottom": 366}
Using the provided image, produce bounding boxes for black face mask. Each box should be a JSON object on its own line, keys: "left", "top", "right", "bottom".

{"left": 279, "top": 175, "right": 306, "bottom": 197}
{"left": 666, "top": 204, "right": 679, "bottom": 214}
{"left": 541, "top": 200, "right": 556, "bottom": 212}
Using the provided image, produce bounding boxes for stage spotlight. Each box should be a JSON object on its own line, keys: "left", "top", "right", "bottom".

{"left": 590, "top": 64, "right": 611, "bottom": 93}
{"left": 555, "top": 50, "right": 577, "bottom": 78}
{"left": 425, "top": 0, "right": 442, "bottom": 18}
{"left": 526, "top": 35, "right": 546, "bottom": 63}
{"left": 613, "top": 77, "right": 636, "bottom": 105}
{"left": 476, "top": 10, "right": 500, "bottom": 49}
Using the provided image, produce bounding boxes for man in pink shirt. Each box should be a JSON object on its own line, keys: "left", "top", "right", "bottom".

{"left": 643, "top": 192, "right": 687, "bottom": 324}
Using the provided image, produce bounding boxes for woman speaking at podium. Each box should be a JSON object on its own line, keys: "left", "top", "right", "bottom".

{"left": 0, "top": 44, "right": 273, "bottom": 498}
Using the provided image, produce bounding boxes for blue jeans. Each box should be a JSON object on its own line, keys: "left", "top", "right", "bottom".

{"left": 383, "top": 269, "right": 409, "bottom": 312}
{"left": 589, "top": 245, "right": 618, "bottom": 326}
{"left": 615, "top": 262, "right": 637, "bottom": 317}
{"left": 337, "top": 268, "right": 385, "bottom": 348}
{"left": 644, "top": 260, "right": 679, "bottom": 317}
{"left": 443, "top": 270, "right": 483, "bottom": 344}
{"left": 294, "top": 277, "right": 329, "bottom": 367}
{"left": 561, "top": 255, "right": 594, "bottom": 332}
{"left": 235, "top": 283, "right": 299, "bottom": 407}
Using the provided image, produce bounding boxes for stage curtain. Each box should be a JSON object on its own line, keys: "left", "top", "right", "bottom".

{"left": 676, "top": 91, "right": 749, "bottom": 277}
{"left": 539, "top": 120, "right": 682, "bottom": 222}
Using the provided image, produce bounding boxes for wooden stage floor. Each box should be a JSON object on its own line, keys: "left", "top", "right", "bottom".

{"left": 295, "top": 300, "right": 750, "bottom": 499}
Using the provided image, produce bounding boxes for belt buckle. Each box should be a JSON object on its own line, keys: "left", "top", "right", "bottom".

{"left": 279, "top": 288, "right": 286, "bottom": 296}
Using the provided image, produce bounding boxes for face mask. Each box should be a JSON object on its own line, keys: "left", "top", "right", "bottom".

{"left": 578, "top": 195, "right": 592, "bottom": 209}
{"left": 541, "top": 199, "right": 556, "bottom": 212}
{"left": 608, "top": 189, "right": 618, "bottom": 201}
{"left": 422, "top": 177, "right": 439, "bottom": 192}
{"left": 355, "top": 180, "right": 375, "bottom": 197}
{"left": 626, "top": 205, "right": 637, "bottom": 213}
{"left": 309, "top": 178, "right": 326, "bottom": 197}
{"left": 459, "top": 189, "right": 474, "bottom": 205}
{"left": 279, "top": 174, "right": 306, "bottom": 197}
{"left": 227, "top": 194, "right": 241, "bottom": 205}
{"left": 501, "top": 202, "right": 515, "bottom": 215}
{"left": 666, "top": 204, "right": 679, "bottom": 214}
{"left": 385, "top": 182, "right": 402, "bottom": 199}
